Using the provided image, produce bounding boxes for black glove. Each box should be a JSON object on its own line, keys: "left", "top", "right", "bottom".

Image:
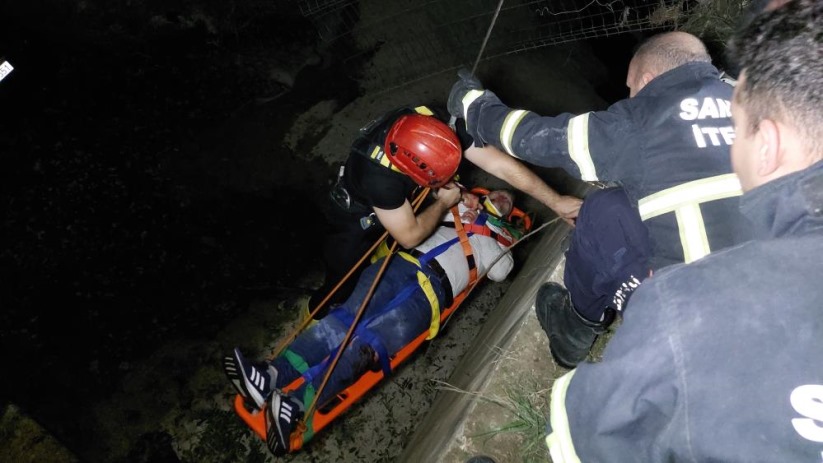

{"left": 454, "top": 117, "right": 477, "bottom": 148}
{"left": 447, "top": 68, "right": 484, "bottom": 119}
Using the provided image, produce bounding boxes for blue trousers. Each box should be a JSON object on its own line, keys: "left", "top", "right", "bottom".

{"left": 270, "top": 256, "right": 447, "bottom": 406}
{"left": 564, "top": 188, "right": 651, "bottom": 321}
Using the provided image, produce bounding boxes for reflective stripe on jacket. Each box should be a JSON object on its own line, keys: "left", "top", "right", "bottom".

{"left": 466, "top": 62, "right": 750, "bottom": 268}
{"left": 545, "top": 161, "right": 823, "bottom": 462}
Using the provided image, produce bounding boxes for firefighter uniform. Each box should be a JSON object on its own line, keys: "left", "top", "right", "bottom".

{"left": 546, "top": 160, "right": 823, "bottom": 462}
{"left": 460, "top": 61, "right": 751, "bottom": 319}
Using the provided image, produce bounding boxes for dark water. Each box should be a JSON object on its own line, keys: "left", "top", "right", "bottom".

{"left": 0, "top": 2, "right": 359, "bottom": 456}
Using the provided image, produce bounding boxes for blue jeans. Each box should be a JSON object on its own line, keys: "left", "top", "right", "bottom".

{"left": 270, "top": 255, "right": 447, "bottom": 405}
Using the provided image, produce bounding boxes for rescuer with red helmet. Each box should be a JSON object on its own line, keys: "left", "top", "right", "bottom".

{"left": 311, "top": 105, "right": 581, "bottom": 319}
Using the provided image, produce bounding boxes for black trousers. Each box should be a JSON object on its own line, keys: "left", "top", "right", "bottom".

{"left": 564, "top": 187, "right": 652, "bottom": 321}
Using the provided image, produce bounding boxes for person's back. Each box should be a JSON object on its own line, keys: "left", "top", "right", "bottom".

{"left": 545, "top": 1, "right": 823, "bottom": 459}
{"left": 449, "top": 31, "right": 753, "bottom": 368}
{"left": 550, "top": 162, "right": 823, "bottom": 461}
{"left": 606, "top": 57, "right": 744, "bottom": 268}
{"left": 453, "top": 32, "right": 748, "bottom": 269}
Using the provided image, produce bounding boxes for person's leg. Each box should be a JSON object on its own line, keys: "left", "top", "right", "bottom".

{"left": 223, "top": 315, "right": 348, "bottom": 411}
{"left": 564, "top": 187, "right": 651, "bottom": 320}
{"left": 265, "top": 257, "right": 437, "bottom": 455}
{"left": 309, "top": 204, "right": 383, "bottom": 319}
{"left": 301, "top": 257, "right": 431, "bottom": 403}
{"left": 536, "top": 187, "right": 651, "bottom": 368}
{"left": 268, "top": 258, "right": 399, "bottom": 397}
{"left": 225, "top": 260, "right": 378, "bottom": 411}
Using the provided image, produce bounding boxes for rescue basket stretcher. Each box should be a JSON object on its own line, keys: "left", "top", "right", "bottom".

{"left": 232, "top": 187, "right": 533, "bottom": 452}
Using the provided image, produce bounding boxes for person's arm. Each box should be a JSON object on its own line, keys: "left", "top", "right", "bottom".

{"left": 450, "top": 73, "right": 639, "bottom": 183}
{"left": 468, "top": 92, "right": 639, "bottom": 182}
{"left": 482, "top": 245, "right": 513, "bottom": 282}
{"left": 373, "top": 183, "right": 461, "bottom": 249}
{"left": 463, "top": 144, "right": 582, "bottom": 222}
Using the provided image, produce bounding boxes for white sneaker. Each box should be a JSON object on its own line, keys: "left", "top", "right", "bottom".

{"left": 266, "top": 392, "right": 304, "bottom": 456}
{"left": 223, "top": 347, "right": 277, "bottom": 410}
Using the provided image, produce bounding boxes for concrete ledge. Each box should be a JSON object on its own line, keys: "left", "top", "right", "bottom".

{"left": 398, "top": 220, "right": 570, "bottom": 463}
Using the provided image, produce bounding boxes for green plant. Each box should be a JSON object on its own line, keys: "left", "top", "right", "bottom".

{"left": 651, "top": 0, "right": 751, "bottom": 51}
{"left": 435, "top": 376, "right": 551, "bottom": 463}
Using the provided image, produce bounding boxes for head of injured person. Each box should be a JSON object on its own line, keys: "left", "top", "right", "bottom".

{"left": 460, "top": 190, "right": 514, "bottom": 217}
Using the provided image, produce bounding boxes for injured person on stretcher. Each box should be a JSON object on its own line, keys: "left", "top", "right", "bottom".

{"left": 224, "top": 189, "right": 522, "bottom": 456}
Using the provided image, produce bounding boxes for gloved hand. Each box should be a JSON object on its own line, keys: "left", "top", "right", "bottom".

{"left": 454, "top": 117, "right": 477, "bottom": 148}
{"left": 447, "top": 68, "right": 484, "bottom": 120}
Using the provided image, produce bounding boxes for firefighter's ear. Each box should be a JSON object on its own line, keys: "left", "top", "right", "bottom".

{"left": 641, "top": 71, "right": 656, "bottom": 88}
{"left": 756, "top": 118, "right": 780, "bottom": 177}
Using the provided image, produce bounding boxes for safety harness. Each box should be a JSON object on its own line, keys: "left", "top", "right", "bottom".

{"left": 284, "top": 207, "right": 478, "bottom": 391}
{"left": 231, "top": 191, "right": 540, "bottom": 453}
{"left": 440, "top": 211, "right": 521, "bottom": 247}
{"left": 330, "top": 106, "right": 437, "bottom": 229}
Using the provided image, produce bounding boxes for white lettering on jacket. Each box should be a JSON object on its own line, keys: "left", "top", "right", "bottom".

{"left": 679, "top": 98, "right": 731, "bottom": 120}
{"left": 679, "top": 97, "right": 734, "bottom": 148}
{"left": 790, "top": 384, "right": 823, "bottom": 443}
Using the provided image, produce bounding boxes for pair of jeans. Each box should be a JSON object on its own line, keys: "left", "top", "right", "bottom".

{"left": 271, "top": 256, "right": 446, "bottom": 406}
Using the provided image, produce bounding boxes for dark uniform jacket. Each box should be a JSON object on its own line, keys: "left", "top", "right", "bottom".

{"left": 464, "top": 62, "right": 750, "bottom": 268}
{"left": 546, "top": 160, "right": 823, "bottom": 462}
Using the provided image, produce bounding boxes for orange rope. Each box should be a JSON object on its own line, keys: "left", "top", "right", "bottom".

{"left": 267, "top": 188, "right": 430, "bottom": 361}
{"left": 302, "top": 187, "right": 430, "bottom": 420}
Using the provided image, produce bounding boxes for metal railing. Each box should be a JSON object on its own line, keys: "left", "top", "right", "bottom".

{"left": 294, "top": 0, "right": 694, "bottom": 92}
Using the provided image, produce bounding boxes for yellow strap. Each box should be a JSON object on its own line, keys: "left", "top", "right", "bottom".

{"left": 546, "top": 369, "right": 582, "bottom": 463}
{"left": 638, "top": 173, "right": 742, "bottom": 263}
{"left": 567, "top": 112, "right": 599, "bottom": 181}
{"left": 371, "top": 240, "right": 391, "bottom": 264}
{"left": 414, "top": 106, "right": 434, "bottom": 116}
{"left": 370, "top": 145, "right": 403, "bottom": 173}
{"left": 397, "top": 252, "right": 441, "bottom": 339}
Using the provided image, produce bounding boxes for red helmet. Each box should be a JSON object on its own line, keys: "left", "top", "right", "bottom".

{"left": 384, "top": 114, "right": 461, "bottom": 188}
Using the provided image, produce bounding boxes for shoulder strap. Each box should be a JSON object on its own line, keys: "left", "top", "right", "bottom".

{"left": 354, "top": 106, "right": 438, "bottom": 173}
{"left": 450, "top": 207, "right": 478, "bottom": 286}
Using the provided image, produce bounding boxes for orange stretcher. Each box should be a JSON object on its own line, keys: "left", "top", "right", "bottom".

{"left": 232, "top": 187, "right": 533, "bottom": 452}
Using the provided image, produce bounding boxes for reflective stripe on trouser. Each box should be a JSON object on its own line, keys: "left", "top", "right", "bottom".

{"left": 638, "top": 173, "right": 742, "bottom": 263}
{"left": 546, "top": 369, "right": 582, "bottom": 463}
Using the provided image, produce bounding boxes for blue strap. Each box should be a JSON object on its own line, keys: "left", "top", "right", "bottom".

{"left": 355, "top": 327, "right": 392, "bottom": 376}
{"left": 301, "top": 346, "right": 339, "bottom": 385}
{"left": 298, "top": 242, "right": 472, "bottom": 386}
{"left": 475, "top": 212, "right": 489, "bottom": 226}
{"left": 416, "top": 233, "right": 473, "bottom": 267}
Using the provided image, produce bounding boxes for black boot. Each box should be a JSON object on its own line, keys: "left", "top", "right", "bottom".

{"left": 535, "top": 282, "right": 610, "bottom": 369}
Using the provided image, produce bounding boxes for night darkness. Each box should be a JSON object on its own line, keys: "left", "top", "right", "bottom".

{"left": 1, "top": 1, "right": 639, "bottom": 460}
{"left": 0, "top": 0, "right": 358, "bottom": 456}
